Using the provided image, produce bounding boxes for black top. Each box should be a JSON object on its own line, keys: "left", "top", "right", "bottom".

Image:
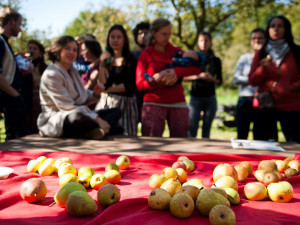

{"left": 190, "top": 50, "right": 222, "bottom": 97}
{"left": 105, "top": 54, "right": 137, "bottom": 97}
{"left": 0, "top": 34, "right": 23, "bottom": 91}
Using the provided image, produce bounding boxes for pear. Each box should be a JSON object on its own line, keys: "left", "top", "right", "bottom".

{"left": 262, "top": 172, "right": 278, "bottom": 185}
{"left": 224, "top": 188, "right": 240, "bottom": 205}
{"left": 213, "top": 176, "right": 238, "bottom": 191}
{"left": 59, "top": 174, "right": 78, "bottom": 187}
{"left": 54, "top": 182, "right": 86, "bottom": 207}
{"left": 78, "top": 174, "right": 92, "bottom": 188}
{"left": 258, "top": 160, "right": 277, "bottom": 172}
{"left": 196, "top": 188, "right": 230, "bottom": 217}
{"left": 66, "top": 191, "right": 97, "bottom": 217}
{"left": 170, "top": 193, "right": 194, "bottom": 219}
{"left": 284, "top": 168, "right": 299, "bottom": 178}
{"left": 176, "top": 185, "right": 200, "bottom": 202}
{"left": 210, "top": 187, "right": 228, "bottom": 199}
{"left": 148, "top": 188, "right": 171, "bottom": 210}
{"left": 38, "top": 158, "right": 55, "bottom": 176}
{"left": 160, "top": 178, "right": 181, "bottom": 196}
{"left": 105, "top": 162, "right": 119, "bottom": 172}
{"left": 97, "top": 183, "right": 120, "bottom": 208}
{"left": 78, "top": 166, "right": 94, "bottom": 177}
{"left": 209, "top": 205, "right": 236, "bottom": 225}
{"left": 254, "top": 170, "right": 266, "bottom": 182}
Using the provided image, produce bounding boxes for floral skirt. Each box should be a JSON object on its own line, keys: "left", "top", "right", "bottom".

{"left": 96, "top": 93, "right": 138, "bottom": 136}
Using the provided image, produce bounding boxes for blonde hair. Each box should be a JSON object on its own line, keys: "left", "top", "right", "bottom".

{"left": 148, "top": 18, "right": 171, "bottom": 45}
{"left": 0, "top": 7, "right": 21, "bottom": 27}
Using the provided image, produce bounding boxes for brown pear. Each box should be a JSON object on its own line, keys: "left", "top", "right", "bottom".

{"left": 210, "top": 187, "right": 228, "bottom": 199}
{"left": 240, "top": 161, "right": 253, "bottom": 175}
{"left": 176, "top": 185, "right": 200, "bottom": 202}
{"left": 262, "top": 172, "right": 279, "bottom": 185}
{"left": 148, "top": 188, "right": 171, "bottom": 210}
{"left": 288, "top": 160, "right": 300, "bottom": 171}
{"left": 170, "top": 193, "right": 194, "bottom": 219}
{"left": 258, "top": 160, "right": 277, "bottom": 172}
{"left": 284, "top": 168, "right": 299, "bottom": 178}
{"left": 234, "top": 164, "right": 248, "bottom": 182}
{"left": 273, "top": 170, "right": 283, "bottom": 181}
{"left": 209, "top": 205, "right": 236, "bottom": 225}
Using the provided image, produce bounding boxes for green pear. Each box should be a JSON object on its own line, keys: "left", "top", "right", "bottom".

{"left": 54, "top": 182, "right": 86, "bottom": 207}
{"left": 196, "top": 188, "right": 230, "bottom": 217}
{"left": 66, "top": 191, "right": 97, "bottom": 217}
{"left": 148, "top": 188, "right": 171, "bottom": 210}
{"left": 224, "top": 188, "right": 240, "bottom": 205}
{"left": 170, "top": 193, "right": 194, "bottom": 219}
{"left": 210, "top": 187, "right": 228, "bottom": 199}
{"left": 176, "top": 185, "right": 200, "bottom": 202}
{"left": 209, "top": 205, "right": 236, "bottom": 225}
{"left": 97, "top": 183, "right": 120, "bottom": 208}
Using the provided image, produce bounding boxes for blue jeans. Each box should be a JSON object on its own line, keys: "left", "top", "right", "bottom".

{"left": 236, "top": 96, "right": 255, "bottom": 139}
{"left": 188, "top": 95, "right": 217, "bottom": 138}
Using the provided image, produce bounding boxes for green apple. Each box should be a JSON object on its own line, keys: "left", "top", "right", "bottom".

{"left": 105, "top": 162, "right": 119, "bottom": 172}
{"left": 267, "top": 181, "right": 293, "bottom": 203}
{"left": 78, "top": 166, "right": 94, "bottom": 177}
{"left": 116, "top": 155, "right": 130, "bottom": 170}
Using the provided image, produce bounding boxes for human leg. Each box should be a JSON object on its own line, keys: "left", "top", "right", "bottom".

{"left": 202, "top": 96, "right": 217, "bottom": 138}
{"left": 188, "top": 95, "right": 202, "bottom": 137}
{"left": 236, "top": 97, "right": 254, "bottom": 139}
{"left": 278, "top": 110, "right": 300, "bottom": 143}
{"left": 141, "top": 105, "right": 166, "bottom": 137}
{"left": 0, "top": 93, "right": 29, "bottom": 140}
{"left": 253, "top": 109, "right": 278, "bottom": 141}
{"left": 167, "top": 107, "right": 189, "bottom": 137}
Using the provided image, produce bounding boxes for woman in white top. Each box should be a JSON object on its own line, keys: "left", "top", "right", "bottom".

{"left": 38, "top": 36, "right": 122, "bottom": 140}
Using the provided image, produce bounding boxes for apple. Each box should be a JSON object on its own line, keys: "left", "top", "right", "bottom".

{"left": 177, "top": 156, "right": 190, "bottom": 162}
{"left": 78, "top": 166, "right": 94, "bottom": 177}
{"left": 172, "top": 161, "right": 187, "bottom": 171}
{"left": 288, "top": 160, "right": 300, "bottom": 171}
{"left": 105, "top": 162, "right": 119, "bottom": 172}
{"left": 20, "top": 178, "right": 47, "bottom": 203}
{"left": 149, "top": 174, "right": 167, "bottom": 189}
{"left": 213, "top": 175, "right": 238, "bottom": 191}
{"left": 267, "top": 181, "right": 293, "bottom": 203}
{"left": 182, "top": 159, "right": 195, "bottom": 172}
{"left": 161, "top": 167, "right": 178, "bottom": 179}
{"left": 27, "top": 159, "right": 42, "bottom": 173}
{"left": 116, "top": 155, "right": 130, "bottom": 170}
{"left": 58, "top": 163, "right": 77, "bottom": 177}
{"left": 104, "top": 170, "right": 121, "bottom": 184}
{"left": 175, "top": 168, "right": 187, "bottom": 184}
{"left": 213, "top": 163, "right": 238, "bottom": 182}
{"left": 38, "top": 158, "right": 55, "bottom": 176}
{"left": 275, "top": 160, "right": 288, "bottom": 173}
{"left": 183, "top": 178, "right": 206, "bottom": 190}
{"left": 90, "top": 174, "right": 108, "bottom": 190}
{"left": 244, "top": 182, "right": 267, "bottom": 201}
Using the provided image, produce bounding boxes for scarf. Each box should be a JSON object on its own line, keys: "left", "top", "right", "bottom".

{"left": 266, "top": 39, "right": 290, "bottom": 66}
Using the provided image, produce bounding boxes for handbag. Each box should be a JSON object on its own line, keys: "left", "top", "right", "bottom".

{"left": 257, "top": 91, "right": 275, "bottom": 111}
{"left": 256, "top": 64, "right": 282, "bottom": 111}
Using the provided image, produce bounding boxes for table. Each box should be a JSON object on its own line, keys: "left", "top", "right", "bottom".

{"left": 0, "top": 140, "right": 300, "bottom": 224}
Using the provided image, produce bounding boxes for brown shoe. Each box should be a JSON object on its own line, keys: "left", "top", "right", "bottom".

{"left": 84, "top": 128, "right": 105, "bottom": 140}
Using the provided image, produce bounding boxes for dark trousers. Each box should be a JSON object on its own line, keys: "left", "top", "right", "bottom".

{"left": 62, "top": 108, "right": 123, "bottom": 138}
{"left": 0, "top": 92, "right": 29, "bottom": 140}
{"left": 253, "top": 109, "right": 300, "bottom": 143}
{"left": 236, "top": 96, "right": 255, "bottom": 139}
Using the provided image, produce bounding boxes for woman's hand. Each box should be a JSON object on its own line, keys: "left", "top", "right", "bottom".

{"left": 100, "top": 51, "right": 112, "bottom": 64}
{"left": 93, "top": 83, "right": 106, "bottom": 97}
{"left": 260, "top": 58, "right": 270, "bottom": 70}
{"left": 96, "top": 117, "right": 111, "bottom": 134}
{"left": 154, "top": 69, "right": 178, "bottom": 86}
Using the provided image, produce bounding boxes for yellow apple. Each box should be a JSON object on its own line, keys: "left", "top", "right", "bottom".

{"left": 275, "top": 160, "right": 288, "bottom": 173}
{"left": 90, "top": 174, "right": 108, "bottom": 189}
{"left": 183, "top": 178, "right": 206, "bottom": 190}
{"left": 27, "top": 159, "right": 42, "bottom": 173}
{"left": 244, "top": 182, "right": 267, "bottom": 201}
{"left": 288, "top": 160, "right": 300, "bottom": 171}
{"left": 116, "top": 155, "right": 130, "bottom": 170}
{"left": 213, "top": 163, "right": 238, "bottom": 182}
{"left": 104, "top": 170, "right": 121, "bottom": 184}
{"left": 267, "top": 181, "right": 293, "bottom": 203}
{"left": 149, "top": 174, "right": 167, "bottom": 189}
{"left": 160, "top": 178, "right": 181, "bottom": 196}
{"left": 58, "top": 163, "right": 77, "bottom": 177}
{"left": 213, "top": 176, "right": 238, "bottom": 191}
{"left": 161, "top": 167, "right": 178, "bottom": 179}
{"left": 38, "top": 158, "right": 55, "bottom": 176}
{"left": 175, "top": 168, "right": 187, "bottom": 184}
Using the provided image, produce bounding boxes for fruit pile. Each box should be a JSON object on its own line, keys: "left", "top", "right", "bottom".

{"left": 22, "top": 155, "right": 130, "bottom": 217}
{"left": 147, "top": 156, "right": 299, "bottom": 224}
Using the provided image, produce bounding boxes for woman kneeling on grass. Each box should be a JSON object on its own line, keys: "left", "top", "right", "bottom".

{"left": 37, "top": 36, "right": 122, "bottom": 140}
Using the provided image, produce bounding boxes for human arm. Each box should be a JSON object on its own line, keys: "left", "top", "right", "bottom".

{"left": 0, "top": 72, "right": 19, "bottom": 96}
{"left": 248, "top": 51, "right": 270, "bottom": 86}
{"left": 84, "top": 69, "right": 99, "bottom": 90}
{"left": 98, "top": 51, "right": 112, "bottom": 84}
{"left": 233, "top": 54, "right": 251, "bottom": 85}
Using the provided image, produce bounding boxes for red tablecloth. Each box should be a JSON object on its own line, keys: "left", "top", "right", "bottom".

{"left": 0, "top": 150, "right": 300, "bottom": 225}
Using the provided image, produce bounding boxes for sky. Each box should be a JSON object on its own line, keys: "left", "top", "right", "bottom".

{"left": 19, "top": 0, "right": 106, "bottom": 38}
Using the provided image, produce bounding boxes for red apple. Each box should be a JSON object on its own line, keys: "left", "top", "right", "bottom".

{"left": 172, "top": 161, "right": 187, "bottom": 171}
{"left": 20, "top": 178, "right": 47, "bottom": 203}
